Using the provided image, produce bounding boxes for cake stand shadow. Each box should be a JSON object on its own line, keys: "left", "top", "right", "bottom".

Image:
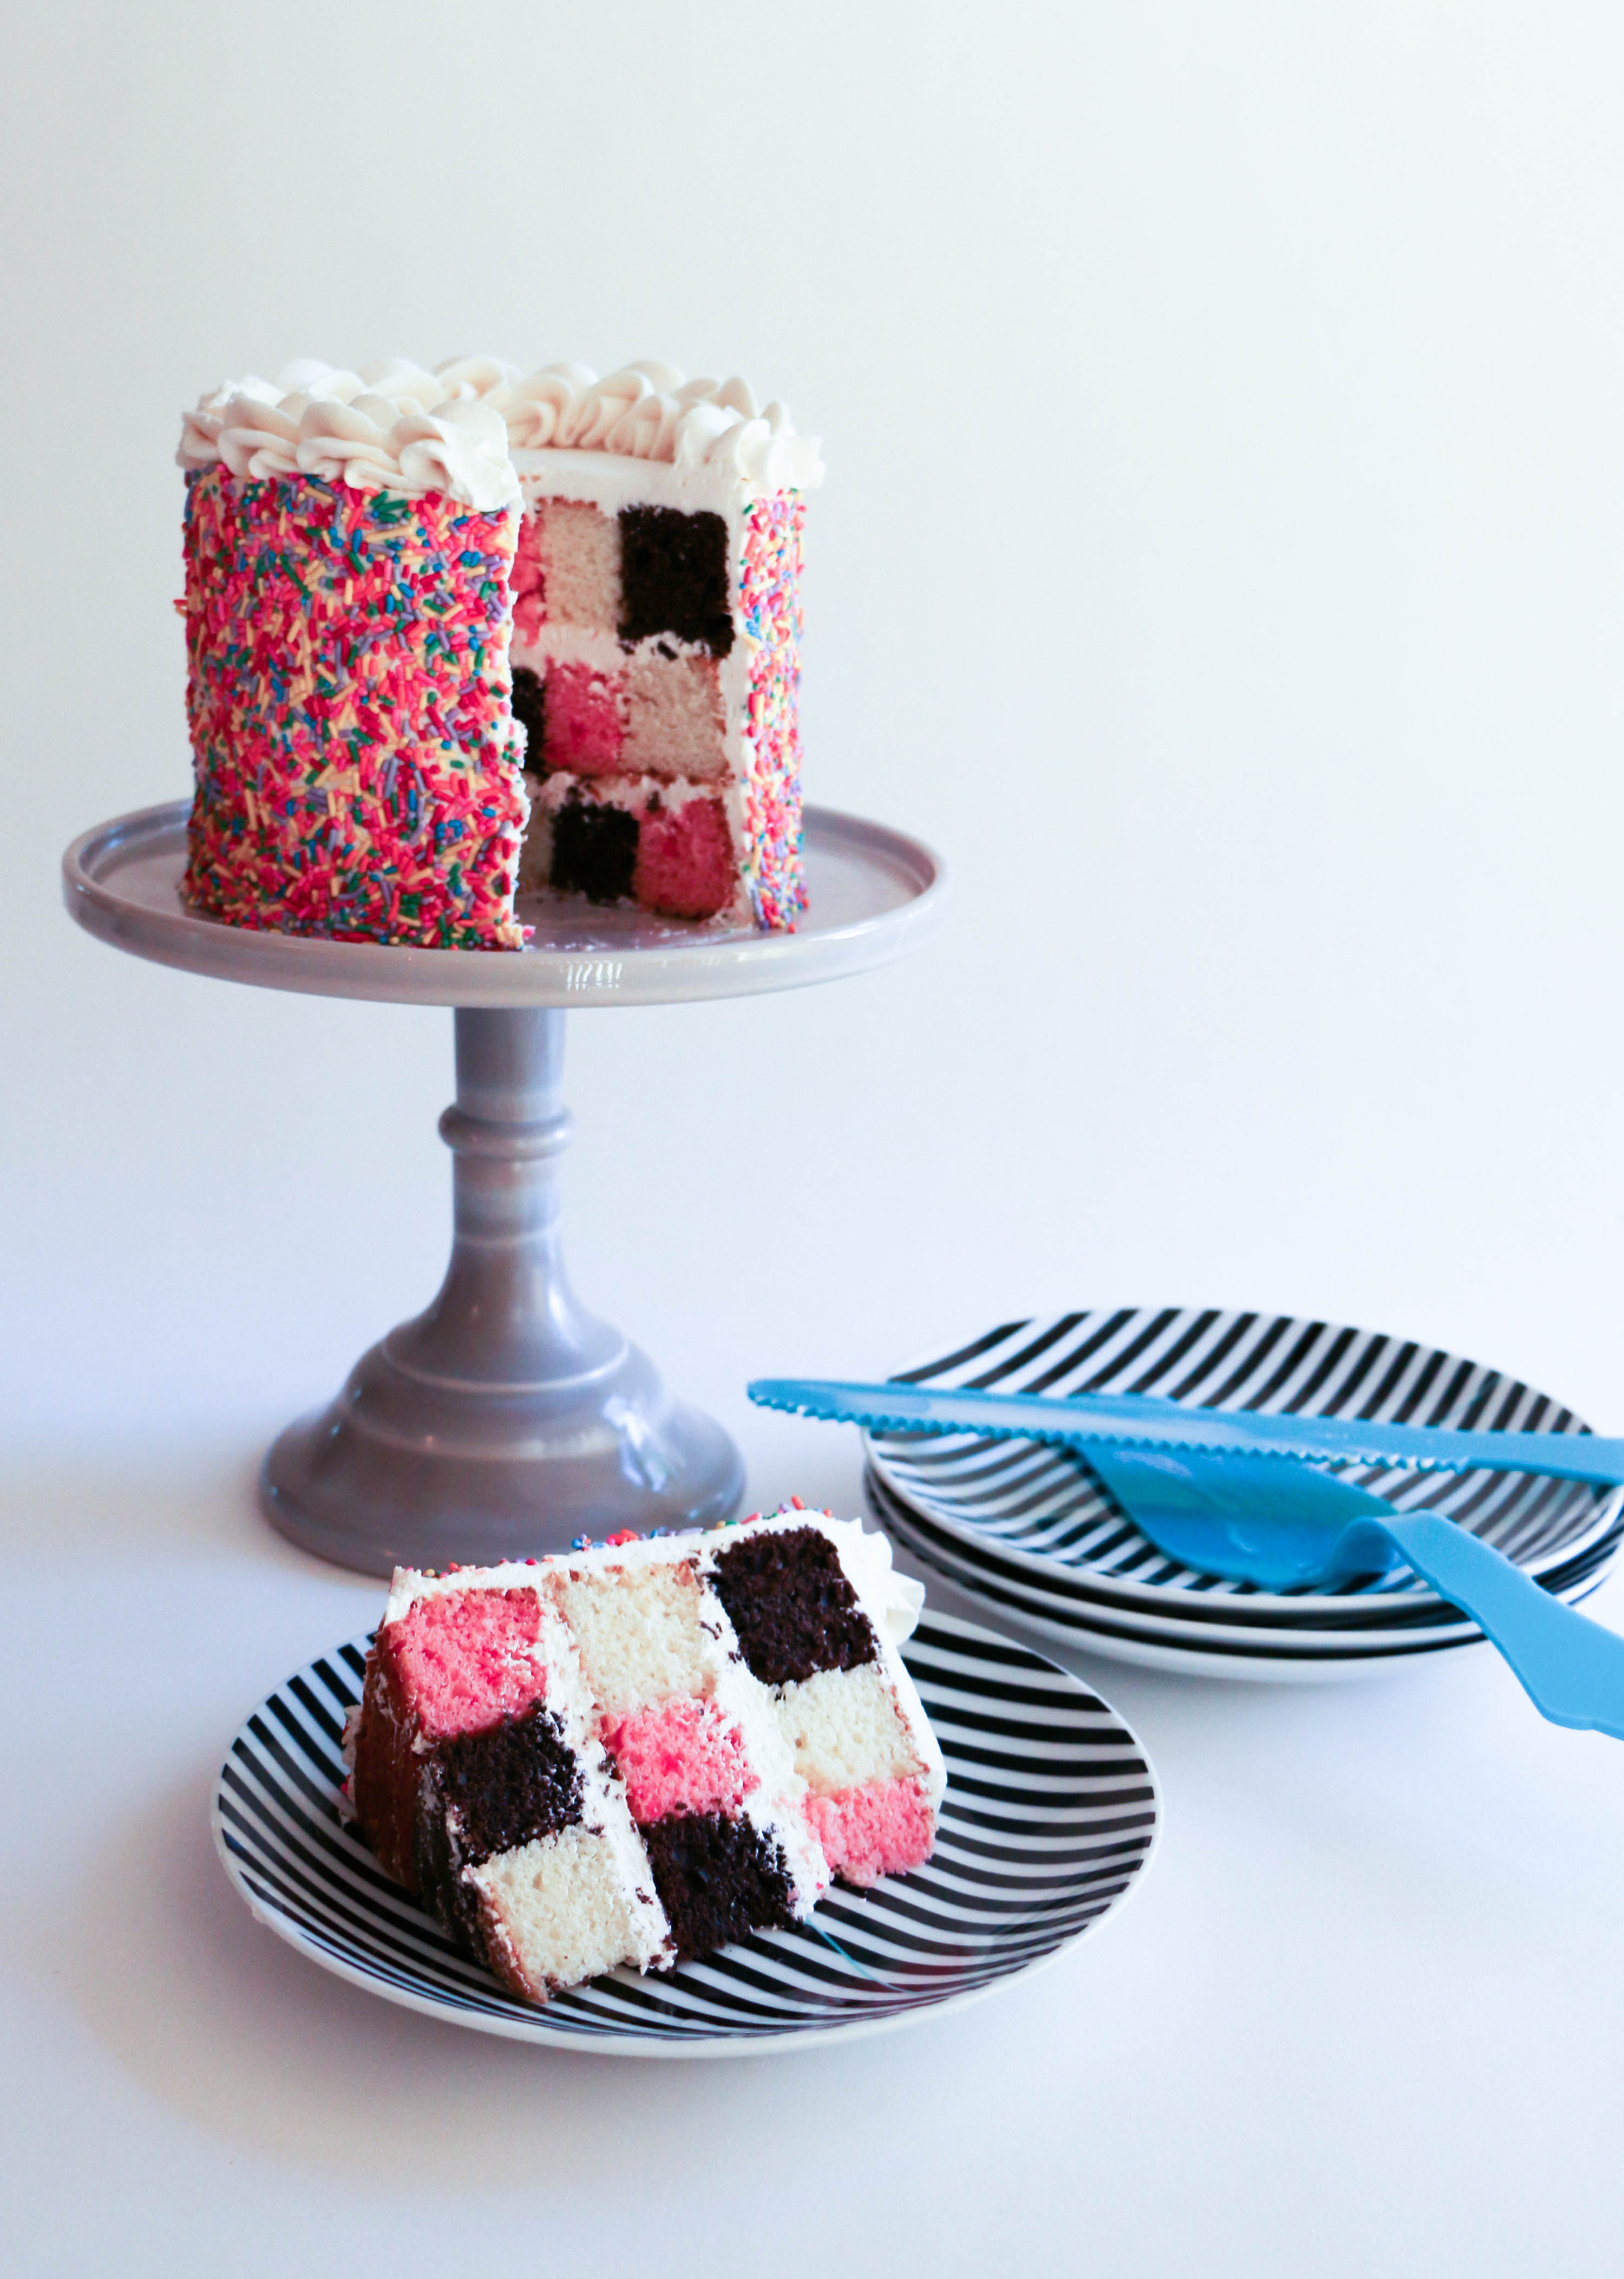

{"left": 62, "top": 801, "right": 947, "bottom": 1576}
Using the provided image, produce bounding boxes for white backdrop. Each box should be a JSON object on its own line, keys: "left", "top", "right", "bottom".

{"left": 6, "top": 4, "right": 1624, "bottom": 2273}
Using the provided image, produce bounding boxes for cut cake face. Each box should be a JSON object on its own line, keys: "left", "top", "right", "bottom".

{"left": 352, "top": 1578, "right": 672, "bottom": 1996}
{"left": 176, "top": 357, "right": 821, "bottom": 947}
{"left": 708, "top": 1520, "right": 946, "bottom": 1888}
{"left": 346, "top": 1507, "right": 945, "bottom": 2002}
{"left": 490, "top": 362, "right": 818, "bottom": 932}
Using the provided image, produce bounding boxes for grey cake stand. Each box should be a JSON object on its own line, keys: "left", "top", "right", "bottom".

{"left": 62, "top": 800, "right": 947, "bottom": 1576}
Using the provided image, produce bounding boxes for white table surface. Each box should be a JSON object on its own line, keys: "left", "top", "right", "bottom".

{"left": 13, "top": 2, "right": 1624, "bottom": 2268}
{"left": 9, "top": 1292, "right": 1624, "bottom": 2276}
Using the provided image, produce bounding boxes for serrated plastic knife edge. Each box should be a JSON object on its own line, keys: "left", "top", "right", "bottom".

{"left": 745, "top": 1378, "right": 1624, "bottom": 1487}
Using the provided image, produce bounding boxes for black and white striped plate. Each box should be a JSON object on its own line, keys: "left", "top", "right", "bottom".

{"left": 862, "top": 1311, "right": 1624, "bottom": 1680}
{"left": 212, "top": 1610, "right": 1160, "bottom": 2055}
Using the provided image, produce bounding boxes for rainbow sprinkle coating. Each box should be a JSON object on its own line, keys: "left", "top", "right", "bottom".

{"left": 181, "top": 467, "right": 529, "bottom": 949}
{"left": 738, "top": 494, "right": 808, "bottom": 930}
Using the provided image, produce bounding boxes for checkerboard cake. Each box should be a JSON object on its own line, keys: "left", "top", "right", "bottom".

{"left": 346, "top": 1508, "right": 946, "bottom": 2003}
{"left": 175, "top": 357, "right": 821, "bottom": 947}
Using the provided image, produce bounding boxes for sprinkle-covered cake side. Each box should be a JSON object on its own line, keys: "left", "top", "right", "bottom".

{"left": 177, "top": 362, "right": 529, "bottom": 951}
{"left": 737, "top": 492, "right": 808, "bottom": 931}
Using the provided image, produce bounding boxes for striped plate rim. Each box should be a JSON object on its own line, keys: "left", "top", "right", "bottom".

{"left": 866, "top": 1309, "right": 1623, "bottom": 1616}
{"left": 211, "top": 1610, "right": 1160, "bottom": 2057}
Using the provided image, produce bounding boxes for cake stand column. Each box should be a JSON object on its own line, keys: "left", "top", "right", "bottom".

{"left": 259, "top": 1004, "right": 743, "bottom": 1575}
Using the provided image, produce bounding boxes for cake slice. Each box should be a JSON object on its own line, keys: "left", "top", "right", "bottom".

{"left": 177, "top": 360, "right": 529, "bottom": 949}
{"left": 345, "top": 1507, "right": 945, "bottom": 2001}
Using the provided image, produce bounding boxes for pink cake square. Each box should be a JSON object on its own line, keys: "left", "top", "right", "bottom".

{"left": 512, "top": 514, "right": 546, "bottom": 645}
{"left": 543, "top": 662, "right": 625, "bottom": 775}
{"left": 633, "top": 796, "right": 734, "bottom": 920}
{"left": 600, "top": 1699, "right": 757, "bottom": 1823}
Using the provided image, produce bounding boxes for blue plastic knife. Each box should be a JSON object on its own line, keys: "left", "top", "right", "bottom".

{"left": 745, "top": 1377, "right": 1624, "bottom": 1484}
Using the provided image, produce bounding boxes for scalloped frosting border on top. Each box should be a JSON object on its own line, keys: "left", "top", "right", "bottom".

{"left": 178, "top": 360, "right": 519, "bottom": 512}
{"left": 177, "top": 356, "right": 823, "bottom": 509}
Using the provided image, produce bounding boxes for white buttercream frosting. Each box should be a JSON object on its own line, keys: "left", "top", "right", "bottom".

{"left": 180, "top": 353, "right": 818, "bottom": 507}
{"left": 479, "top": 358, "right": 823, "bottom": 493}
{"left": 177, "top": 358, "right": 519, "bottom": 512}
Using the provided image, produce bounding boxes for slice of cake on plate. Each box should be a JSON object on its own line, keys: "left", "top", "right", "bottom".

{"left": 346, "top": 1506, "right": 946, "bottom": 2002}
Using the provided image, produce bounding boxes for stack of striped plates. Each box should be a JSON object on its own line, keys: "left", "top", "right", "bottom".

{"left": 862, "top": 1307, "right": 1624, "bottom": 1681}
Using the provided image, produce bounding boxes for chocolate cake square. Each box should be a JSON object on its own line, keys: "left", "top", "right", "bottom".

{"left": 617, "top": 506, "right": 733, "bottom": 654}
{"left": 549, "top": 794, "right": 639, "bottom": 903}
{"left": 709, "top": 1524, "right": 880, "bottom": 1686}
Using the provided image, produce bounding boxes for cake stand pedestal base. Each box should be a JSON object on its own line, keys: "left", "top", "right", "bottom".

{"left": 64, "top": 798, "right": 946, "bottom": 1576}
{"left": 259, "top": 1005, "right": 742, "bottom": 1575}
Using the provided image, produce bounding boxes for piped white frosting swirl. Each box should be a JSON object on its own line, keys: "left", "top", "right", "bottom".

{"left": 177, "top": 359, "right": 519, "bottom": 512}
{"left": 179, "top": 355, "right": 821, "bottom": 506}
{"left": 483, "top": 358, "right": 823, "bottom": 491}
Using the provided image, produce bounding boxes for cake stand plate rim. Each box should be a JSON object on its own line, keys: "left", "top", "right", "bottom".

{"left": 61, "top": 798, "right": 949, "bottom": 1007}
